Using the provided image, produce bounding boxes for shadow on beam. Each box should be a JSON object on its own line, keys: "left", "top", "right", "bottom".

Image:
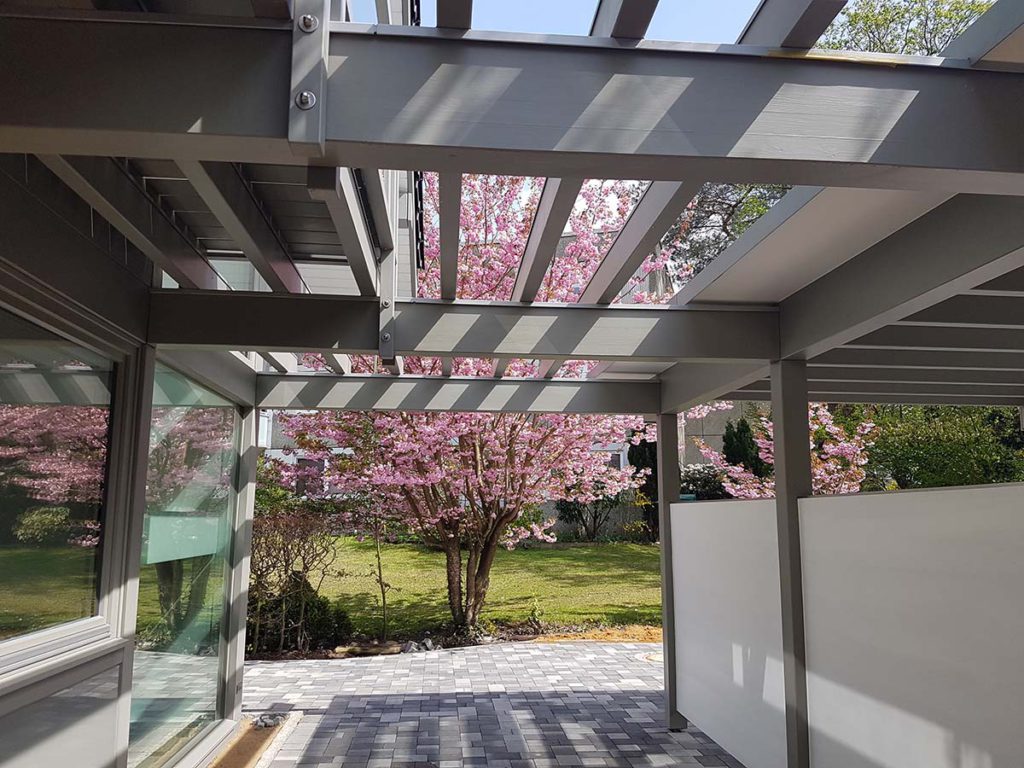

{"left": 256, "top": 374, "right": 659, "bottom": 414}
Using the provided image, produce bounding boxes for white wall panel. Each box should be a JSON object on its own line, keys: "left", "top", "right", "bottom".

{"left": 0, "top": 664, "right": 120, "bottom": 768}
{"left": 800, "top": 484, "right": 1024, "bottom": 768}
{"left": 671, "top": 499, "right": 788, "bottom": 768}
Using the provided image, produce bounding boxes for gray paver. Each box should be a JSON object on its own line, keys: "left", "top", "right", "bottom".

{"left": 243, "top": 642, "right": 744, "bottom": 767}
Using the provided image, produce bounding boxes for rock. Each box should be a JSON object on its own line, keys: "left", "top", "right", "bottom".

{"left": 479, "top": 635, "right": 495, "bottom": 645}
{"left": 401, "top": 641, "right": 420, "bottom": 653}
{"left": 253, "top": 713, "right": 285, "bottom": 729}
{"left": 422, "top": 638, "right": 434, "bottom": 651}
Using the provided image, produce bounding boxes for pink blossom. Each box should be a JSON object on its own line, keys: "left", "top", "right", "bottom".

{"left": 697, "top": 403, "right": 875, "bottom": 498}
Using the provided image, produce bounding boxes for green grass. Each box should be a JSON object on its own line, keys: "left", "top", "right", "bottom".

{"left": 0, "top": 545, "right": 97, "bottom": 639}
{"left": 1, "top": 540, "right": 664, "bottom": 643}
{"left": 0, "top": 545, "right": 224, "bottom": 645}
{"left": 323, "top": 539, "right": 663, "bottom": 638}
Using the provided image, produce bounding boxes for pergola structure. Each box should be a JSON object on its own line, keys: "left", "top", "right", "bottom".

{"left": 1, "top": 1, "right": 1023, "bottom": 767}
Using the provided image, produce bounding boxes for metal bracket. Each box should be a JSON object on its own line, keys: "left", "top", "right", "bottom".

{"left": 379, "top": 247, "right": 401, "bottom": 373}
{"left": 289, "top": 0, "right": 330, "bottom": 156}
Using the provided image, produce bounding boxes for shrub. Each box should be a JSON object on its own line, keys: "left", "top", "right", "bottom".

{"left": 14, "top": 507, "right": 71, "bottom": 545}
{"left": 679, "top": 464, "right": 729, "bottom": 500}
{"left": 722, "top": 419, "right": 770, "bottom": 478}
{"left": 621, "top": 519, "right": 653, "bottom": 543}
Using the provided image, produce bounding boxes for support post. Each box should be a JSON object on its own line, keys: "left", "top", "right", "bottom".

{"left": 657, "top": 412, "right": 688, "bottom": 731}
{"left": 770, "top": 360, "right": 812, "bottom": 768}
{"left": 221, "top": 407, "right": 259, "bottom": 721}
{"left": 110, "top": 345, "right": 156, "bottom": 768}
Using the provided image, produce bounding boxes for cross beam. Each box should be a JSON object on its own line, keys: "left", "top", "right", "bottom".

{"left": 147, "top": 291, "right": 781, "bottom": 362}
{"left": 3, "top": 15, "right": 1024, "bottom": 192}
{"left": 256, "top": 374, "right": 659, "bottom": 414}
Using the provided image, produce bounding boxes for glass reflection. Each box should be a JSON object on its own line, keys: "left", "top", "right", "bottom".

{"left": 128, "top": 366, "right": 239, "bottom": 768}
{"left": 0, "top": 309, "right": 113, "bottom": 642}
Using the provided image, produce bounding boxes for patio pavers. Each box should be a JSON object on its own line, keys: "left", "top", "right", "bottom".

{"left": 242, "top": 641, "right": 744, "bottom": 767}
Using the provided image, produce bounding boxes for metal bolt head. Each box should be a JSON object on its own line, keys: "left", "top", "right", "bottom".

{"left": 381, "top": 332, "right": 392, "bottom": 342}
{"left": 298, "top": 14, "right": 319, "bottom": 32}
{"left": 295, "top": 90, "right": 317, "bottom": 110}
{"left": 382, "top": 299, "right": 392, "bottom": 309}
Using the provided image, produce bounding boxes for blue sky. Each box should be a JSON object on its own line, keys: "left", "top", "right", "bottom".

{"left": 346, "top": 0, "right": 762, "bottom": 43}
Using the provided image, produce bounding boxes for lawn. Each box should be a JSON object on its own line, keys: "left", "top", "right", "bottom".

{"left": 322, "top": 539, "right": 664, "bottom": 638}
{"left": 0, "top": 545, "right": 97, "bottom": 639}
{"left": 1, "top": 540, "right": 664, "bottom": 643}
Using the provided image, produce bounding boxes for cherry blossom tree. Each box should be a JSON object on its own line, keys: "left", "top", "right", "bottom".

{"left": 0, "top": 404, "right": 109, "bottom": 504}
{"left": 697, "top": 404, "right": 875, "bottom": 498}
{"left": 0, "top": 404, "right": 110, "bottom": 549}
{"left": 282, "top": 174, "right": 874, "bottom": 631}
{"left": 281, "top": 174, "right": 676, "bottom": 631}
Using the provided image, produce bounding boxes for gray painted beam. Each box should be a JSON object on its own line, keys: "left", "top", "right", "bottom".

{"left": 323, "top": 352, "right": 352, "bottom": 374}
{"left": 256, "top": 374, "right": 659, "bottom": 414}
{"left": 590, "top": 0, "right": 660, "bottom": 39}
{"left": 975, "top": 266, "right": 1024, "bottom": 293}
{"left": 851, "top": 324, "right": 1024, "bottom": 353}
{"left": 319, "top": 28, "right": 1024, "bottom": 192}
{"left": 747, "top": 378, "right": 1024, "bottom": 397}
{"left": 436, "top": 0, "right": 472, "bottom": 29}
{"left": 806, "top": 365, "right": 1024, "bottom": 385}
{"left": 307, "top": 166, "right": 378, "bottom": 296}
{"left": 903, "top": 294, "right": 1024, "bottom": 328}
{"left": 770, "top": 360, "right": 811, "bottom": 768}
{"left": 538, "top": 358, "right": 564, "bottom": 379}
{"left": 257, "top": 351, "right": 298, "bottom": 373}
{"left": 38, "top": 156, "right": 221, "bottom": 290}
{"left": 156, "top": 349, "right": 257, "bottom": 405}
{"left": 360, "top": 167, "right": 396, "bottom": 252}
{"left": 147, "top": 291, "right": 781, "bottom": 361}
{"left": 580, "top": 181, "right": 702, "bottom": 305}
{"left": 780, "top": 195, "right": 1024, "bottom": 359}
{"left": 738, "top": 0, "right": 846, "bottom": 48}
{"left": 655, "top": 411, "right": 687, "bottom": 731}
{"left": 511, "top": 178, "right": 582, "bottom": 303}
{"left": 659, "top": 361, "right": 768, "bottom": 413}
{"left": 439, "top": 172, "right": 461, "bottom": 300}
{"left": 177, "top": 160, "right": 305, "bottom": 294}
{"left": 4, "top": 18, "right": 1024, "bottom": 193}
{"left": 724, "top": 389, "right": 1024, "bottom": 406}
{"left": 942, "top": 0, "right": 1024, "bottom": 65}
{"left": 813, "top": 346, "right": 1024, "bottom": 370}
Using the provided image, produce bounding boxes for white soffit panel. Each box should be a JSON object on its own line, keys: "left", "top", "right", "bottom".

{"left": 691, "top": 187, "right": 951, "bottom": 304}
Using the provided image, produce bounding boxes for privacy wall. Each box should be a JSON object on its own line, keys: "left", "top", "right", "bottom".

{"left": 800, "top": 484, "right": 1024, "bottom": 768}
{"left": 671, "top": 500, "right": 787, "bottom": 768}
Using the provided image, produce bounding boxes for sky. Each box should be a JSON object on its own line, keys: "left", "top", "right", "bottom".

{"left": 346, "top": 0, "right": 762, "bottom": 43}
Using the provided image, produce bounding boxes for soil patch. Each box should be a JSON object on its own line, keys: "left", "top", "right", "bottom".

{"left": 208, "top": 718, "right": 280, "bottom": 768}
{"left": 533, "top": 624, "right": 663, "bottom": 643}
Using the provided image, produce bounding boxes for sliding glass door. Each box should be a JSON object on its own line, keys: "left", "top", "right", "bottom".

{"left": 128, "top": 365, "right": 240, "bottom": 768}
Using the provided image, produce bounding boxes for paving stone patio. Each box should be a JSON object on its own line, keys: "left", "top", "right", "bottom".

{"left": 243, "top": 641, "right": 744, "bottom": 768}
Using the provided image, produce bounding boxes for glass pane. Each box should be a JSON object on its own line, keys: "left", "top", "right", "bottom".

{"left": 0, "top": 309, "right": 113, "bottom": 641}
{"left": 129, "top": 365, "right": 239, "bottom": 768}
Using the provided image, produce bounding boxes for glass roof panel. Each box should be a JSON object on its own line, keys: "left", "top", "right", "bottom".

{"left": 538, "top": 178, "right": 649, "bottom": 303}
{"left": 424, "top": 0, "right": 594, "bottom": 34}
{"left": 647, "top": 0, "right": 761, "bottom": 44}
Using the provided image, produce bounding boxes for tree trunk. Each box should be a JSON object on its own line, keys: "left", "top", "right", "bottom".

{"left": 442, "top": 540, "right": 465, "bottom": 627}
{"left": 464, "top": 537, "right": 500, "bottom": 628}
